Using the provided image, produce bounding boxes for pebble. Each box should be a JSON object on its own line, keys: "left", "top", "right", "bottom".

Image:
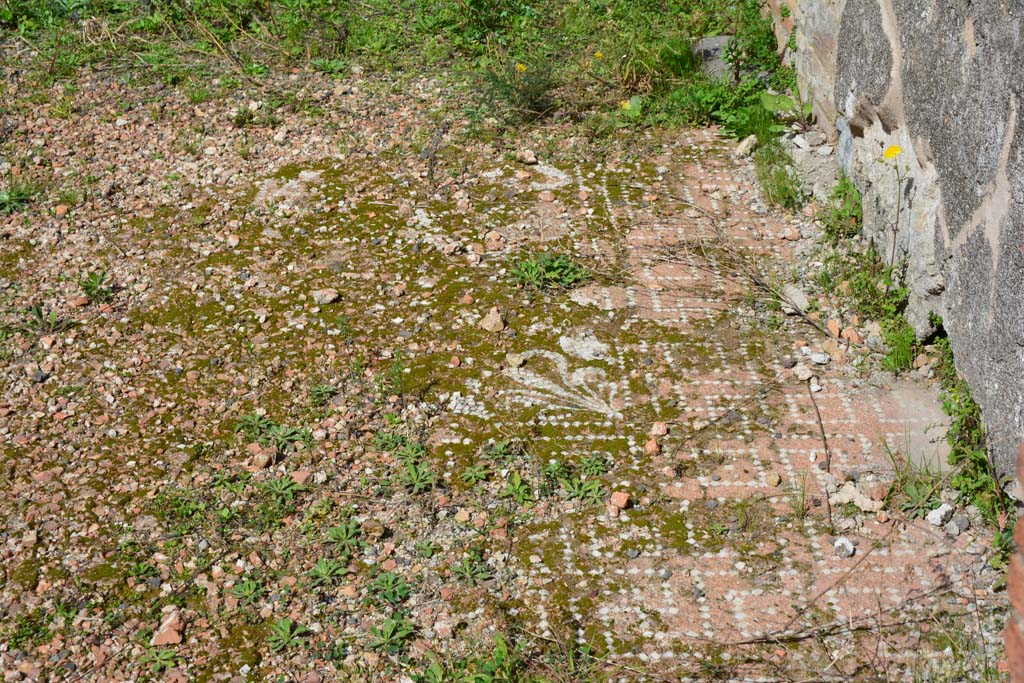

{"left": 311, "top": 288, "right": 340, "bottom": 305}
{"left": 793, "top": 364, "right": 813, "bottom": 381}
{"left": 479, "top": 307, "right": 505, "bottom": 332}
{"left": 925, "top": 503, "right": 954, "bottom": 527}
{"left": 951, "top": 514, "right": 970, "bottom": 532}
{"left": 833, "top": 536, "right": 855, "bottom": 558}
{"left": 516, "top": 149, "right": 538, "bottom": 165}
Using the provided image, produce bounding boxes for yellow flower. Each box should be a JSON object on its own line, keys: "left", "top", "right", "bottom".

{"left": 620, "top": 99, "right": 632, "bottom": 111}
{"left": 515, "top": 63, "right": 527, "bottom": 73}
{"left": 594, "top": 51, "right": 603, "bottom": 60}
{"left": 883, "top": 144, "right": 903, "bottom": 160}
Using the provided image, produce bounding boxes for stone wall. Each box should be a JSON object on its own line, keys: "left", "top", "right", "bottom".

{"left": 767, "top": 0, "right": 1024, "bottom": 477}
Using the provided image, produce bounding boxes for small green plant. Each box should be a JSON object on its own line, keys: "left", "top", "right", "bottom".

{"left": 501, "top": 472, "right": 534, "bottom": 505}
{"left": 235, "top": 412, "right": 275, "bottom": 441}
{"left": 23, "top": 303, "right": 73, "bottom": 334}
{"left": 821, "top": 175, "right": 863, "bottom": 244}
{"left": 229, "top": 578, "right": 264, "bottom": 606}
{"left": 753, "top": 142, "right": 806, "bottom": 211}
{"left": 414, "top": 540, "right": 440, "bottom": 558}
{"left": 395, "top": 441, "right": 428, "bottom": 464}
{"left": 5, "top": 607, "right": 51, "bottom": 650}
{"left": 309, "top": 384, "right": 337, "bottom": 407}
{"left": 261, "top": 476, "right": 305, "bottom": 506}
{"left": 562, "top": 476, "right": 606, "bottom": 504}
{"left": 79, "top": 269, "right": 113, "bottom": 303}
{"left": 326, "top": 518, "right": 363, "bottom": 558}
{"left": 140, "top": 646, "right": 179, "bottom": 673}
{"left": 934, "top": 328, "right": 1013, "bottom": 569}
{"left": 484, "top": 439, "right": 524, "bottom": 463}
{"left": 310, "top": 57, "right": 347, "bottom": 76}
{"left": 481, "top": 59, "right": 556, "bottom": 122}
{"left": 400, "top": 461, "right": 435, "bottom": 494}
{"left": 368, "top": 571, "right": 411, "bottom": 605}
{"left": 881, "top": 317, "right": 917, "bottom": 373}
{"left": 0, "top": 178, "right": 33, "bottom": 214}
{"left": 460, "top": 463, "right": 490, "bottom": 485}
{"left": 615, "top": 95, "right": 644, "bottom": 128}
{"left": 268, "top": 618, "right": 310, "bottom": 652}
{"left": 790, "top": 475, "right": 809, "bottom": 521}
{"left": 451, "top": 552, "right": 492, "bottom": 586}
{"left": 264, "top": 423, "right": 312, "bottom": 453}
{"left": 719, "top": 102, "right": 784, "bottom": 145}
{"left": 374, "top": 429, "right": 409, "bottom": 451}
{"left": 511, "top": 253, "right": 589, "bottom": 291}
{"left": 369, "top": 612, "right": 415, "bottom": 654}
{"left": 883, "top": 448, "right": 941, "bottom": 520}
{"left": 579, "top": 453, "right": 611, "bottom": 477}
{"left": 308, "top": 558, "right": 347, "bottom": 588}
{"left": 128, "top": 561, "right": 158, "bottom": 578}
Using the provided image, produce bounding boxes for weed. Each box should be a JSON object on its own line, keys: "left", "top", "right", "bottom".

{"left": 451, "top": 552, "right": 492, "bottom": 586}
{"left": 790, "top": 475, "right": 809, "bottom": 521}
{"left": 140, "top": 646, "right": 179, "bottom": 673}
{"left": 460, "top": 463, "right": 490, "bottom": 485}
{"left": 326, "top": 519, "right": 364, "bottom": 559}
{"left": 579, "top": 453, "right": 611, "bottom": 477}
{"left": 368, "top": 571, "right": 410, "bottom": 605}
{"left": 268, "top": 618, "right": 309, "bottom": 652}
{"left": 374, "top": 429, "right": 408, "bottom": 452}
{"left": 22, "top": 303, "right": 73, "bottom": 334}
{"left": 414, "top": 540, "right": 440, "bottom": 558}
{"left": 511, "top": 253, "right": 589, "bottom": 291}
{"left": 229, "top": 578, "right": 264, "bottom": 606}
{"left": 724, "top": 0, "right": 782, "bottom": 83}
{"left": 235, "top": 412, "right": 275, "bottom": 441}
{"left": 311, "top": 58, "right": 347, "bottom": 76}
{"left": 933, "top": 327, "right": 1014, "bottom": 569}
{"left": 308, "top": 558, "right": 347, "bottom": 588}
{"left": 154, "top": 487, "right": 206, "bottom": 536}
{"left": 615, "top": 95, "right": 645, "bottom": 128}
{"left": 883, "top": 448, "right": 941, "bottom": 520}
{"left": 881, "top": 317, "right": 917, "bottom": 373}
{"left": 719, "top": 101, "right": 784, "bottom": 144}
{"left": 821, "top": 175, "right": 863, "bottom": 244}
{"left": 484, "top": 439, "right": 525, "bottom": 464}
{"left": 264, "top": 423, "right": 312, "bottom": 453}
{"left": 0, "top": 177, "right": 34, "bottom": 214}
{"left": 369, "top": 612, "right": 415, "bottom": 654}
{"left": 309, "top": 383, "right": 338, "bottom": 408}
{"left": 261, "top": 476, "right": 305, "bottom": 506}
{"left": 79, "top": 269, "right": 113, "bottom": 303}
{"left": 416, "top": 635, "right": 525, "bottom": 683}
{"left": 5, "top": 607, "right": 51, "bottom": 650}
{"left": 396, "top": 441, "right": 428, "bottom": 464}
{"left": 562, "top": 476, "right": 605, "bottom": 504}
{"left": 753, "top": 142, "right": 805, "bottom": 211}
{"left": 399, "top": 460, "right": 435, "bottom": 494}
{"left": 128, "top": 561, "right": 158, "bottom": 578}
{"left": 501, "top": 472, "right": 534, "bottom": 505}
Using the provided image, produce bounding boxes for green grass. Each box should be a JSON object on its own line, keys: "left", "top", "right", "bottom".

{"left": 2, "top": 0, "right": 794, "bottom": 141}
{"left": 4, "top": 607, "right": 51, "bottom": 650}
{"left": 931, "top": 323, "right": 1014, "bottom": 571}
{"left": 821, "top": 174, "right": 863, "bottom": 244}
{"left": 511, "top": 253, "right": 589, "bottom": 291}
{"left": 0, "top": 178, "right": 34, "bottom": 214}
{"left": 753, "top": 142, "right": 805, "bottom": 211}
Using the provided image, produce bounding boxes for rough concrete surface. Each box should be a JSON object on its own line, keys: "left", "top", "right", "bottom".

{"left": 770, "top": 0, "right": 1024, "bottom": 477}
